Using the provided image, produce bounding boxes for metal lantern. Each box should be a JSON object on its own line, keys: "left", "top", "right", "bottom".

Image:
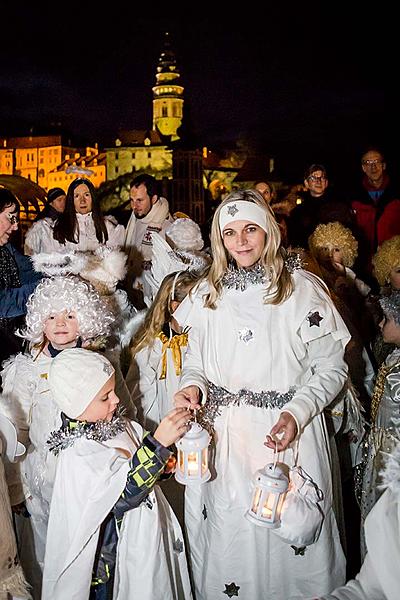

{"left": 175, "top": 421, "right": 211, "bottom": 485}
{"left": 246, "top": 463, "right": 289, "bottom": 528}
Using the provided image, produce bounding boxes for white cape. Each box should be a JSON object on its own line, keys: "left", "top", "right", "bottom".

{"left": 42, "top": 422, "right": 192, "bottom": 599}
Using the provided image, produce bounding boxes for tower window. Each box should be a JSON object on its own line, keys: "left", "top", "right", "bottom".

{"left": 162, "top": 105, "right": 168, "bottom": 117}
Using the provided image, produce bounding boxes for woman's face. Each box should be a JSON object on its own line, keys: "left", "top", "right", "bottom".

{"left": 222, "top": 219, "right": 266, "bottom": 268}
{"left": 73, "top": 184, "right": 92, "bottom": 214}
{"left": 0, "top": 203, "right": 18, "bottom": 246}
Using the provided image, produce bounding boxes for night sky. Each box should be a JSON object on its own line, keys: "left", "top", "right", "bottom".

{"left": 0, "top": 3, "right": 395, "bottom": 184}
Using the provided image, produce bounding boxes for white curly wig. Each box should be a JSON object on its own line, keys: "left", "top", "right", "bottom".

{"left": 165, "top": 218, "right": 204, "bottom": 251}
{"left": 23, "top": 275, "right": 115, "bottom": 344}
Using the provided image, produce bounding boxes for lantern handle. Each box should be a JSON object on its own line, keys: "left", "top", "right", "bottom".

{"left": 272, "top": 440, "right": 279, "bottom": 471}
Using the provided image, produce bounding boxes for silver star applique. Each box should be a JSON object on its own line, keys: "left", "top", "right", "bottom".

{"left": 307, "top": 311, "right": 323, "bottom": 327}
{"left": 227, "top": 204, "right": 239, "bottom": 216}
{"left": 173, "top": 538, "right": 184, "bottom": 553}
{"left": 238, "top": 328, "right": 254, "bottom": 344}
{"left": 223, "top": 582, "right": 240, "bottom": 597}
{"left": 102, "top": 362, "right": 114, "bottom": 376}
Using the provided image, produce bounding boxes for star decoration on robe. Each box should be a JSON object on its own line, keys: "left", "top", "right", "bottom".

{"left": 227, "top": 204, "right": 239, "bottom": 216}
{"left": 223, "top": 582, "right": 240, "bottom": 597}
{"left": 291, "top": 545, "right": 306, "bottom": 556}
{"left": 173, "top": 538, "right": 184, "bottom": 553}
{"left": 202, "top": 504, "right": 208, "bottom": 520}
{"left": 238, "top": 328, "right": 254, "bottom": 344}
{"left": 307, "top": 311, "right": 323, "bottom": 327}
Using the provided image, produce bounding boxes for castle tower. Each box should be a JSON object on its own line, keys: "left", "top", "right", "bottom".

{"left": 152, "top": 32, "right": 184, "bottom": 141}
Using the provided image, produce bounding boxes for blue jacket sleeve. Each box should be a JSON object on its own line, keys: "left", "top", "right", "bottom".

{"left": 112, "top": 432, "right": 172, "bottom": 519}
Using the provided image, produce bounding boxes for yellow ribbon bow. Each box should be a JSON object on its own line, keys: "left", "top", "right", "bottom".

{"left": 158, "top": 331, "right": 189, "bottom": 379}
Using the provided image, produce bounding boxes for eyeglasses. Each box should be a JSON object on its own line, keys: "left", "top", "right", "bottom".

{"left": 307, "top": 175, "right": 326, "bottom": 183}
{"left": 6, "top": 213, "right": 19, "bottom": 225}
{"left": 362, "top": 159, "right": 383, "bottom": 166}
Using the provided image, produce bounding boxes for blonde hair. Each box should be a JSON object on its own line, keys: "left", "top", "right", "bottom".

{"left": 372, "top": 235, "right": 400, "bottom": 286}
{"left": 130, "top": 270, "right": 199, "bottom": 356}
{"left": 203, "top": 189, "right": 293, "bottom": 308}
{"left": 309, "top": 221, "right": 358, "bottom": 268}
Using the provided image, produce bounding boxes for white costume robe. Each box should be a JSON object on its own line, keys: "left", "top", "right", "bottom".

{"left": 42, "top": 422, "right": 192, "bottom": 600}
{"left": 174, "top": 269, "right": 350, "bottom": 600}
{"left": 24, "top": 213, "right": 125, "bottom": 255}
{"left": 1, "top": 352, "right": 60, "bottom": 598}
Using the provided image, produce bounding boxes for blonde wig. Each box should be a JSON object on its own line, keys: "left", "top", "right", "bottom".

{"left": 130, "top": 270, "right": 199, "bottom": 356}
{"left": 308, "top": 222, "right": 358, "bottom": 268}
{"left": 372, "top": 235, "right": 400, "bottom": 287}
{"left": 23, "top": 275, "right": 114, "bottom": 344}
{"left": 204, "top": 189, "right": 293, "bottom": 308}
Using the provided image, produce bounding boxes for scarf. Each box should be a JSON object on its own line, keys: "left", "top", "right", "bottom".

{"left": 124, "top": 197, "right": 171, "bottom": 263}
{"left": 0, "top": 246, "right": 20, "bottom": 290}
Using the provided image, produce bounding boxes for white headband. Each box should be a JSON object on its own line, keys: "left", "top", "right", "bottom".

{"left": 219, "top": 201, "right": 268, "bottom": 233}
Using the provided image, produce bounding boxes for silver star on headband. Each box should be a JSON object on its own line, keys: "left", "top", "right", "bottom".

{"left": 227, "top": 204, "right": 239, "bottom": 216}
{"left": 102, "top": 362, "right": 114, "bottom": 376}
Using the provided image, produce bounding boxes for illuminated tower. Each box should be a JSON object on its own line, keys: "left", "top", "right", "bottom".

{"left": 152, "top": 32, "right": 184, "bottom": 141}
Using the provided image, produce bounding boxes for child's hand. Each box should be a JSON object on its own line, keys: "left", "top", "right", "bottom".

{"left": 174, "top": 385, "right": 201, "bottom": 410}
{"left": 153, "top": 407, "right": 192, "bottom": 448}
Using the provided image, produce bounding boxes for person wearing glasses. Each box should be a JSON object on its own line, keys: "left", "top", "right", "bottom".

{"left": 351, "top": 147, "right": 400, "bottom": 274}
{"left": 0, "top": 188, "right": 42, "bottom": 368}
{"left": 286, "top": 163, "right": 355, "bottom": 250}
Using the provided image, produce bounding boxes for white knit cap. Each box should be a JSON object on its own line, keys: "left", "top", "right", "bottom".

{"left": 219, "top": 200, "right": 268, "bottom": 233}
{"left": 49, "top": 348, "right": 115, "bottom": 419}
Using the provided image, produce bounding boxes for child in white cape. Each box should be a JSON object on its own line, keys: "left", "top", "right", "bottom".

{"left": 43, "top": 348, "right": 193, "bottom": 600}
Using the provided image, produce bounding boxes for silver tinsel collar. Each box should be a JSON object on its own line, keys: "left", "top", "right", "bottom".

{"left": 285, "top": 252, "right": 304, "bottom": 273}
{"left": 47, "top": 413, "right": 127, "bottom": 455}
{"left": 221, "top": 263, "right": 270, "bottom": 291}
{"left": 221, "top": 253, "right": 302, "bottom": 292}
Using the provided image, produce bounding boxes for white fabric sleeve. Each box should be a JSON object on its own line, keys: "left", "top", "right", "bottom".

{"left": 283, "top": 335, "right": 348, "bottom": 433}
{"left": 105, "top": 217, "right": 125, "bottom": 249}
{"left": 126, "top": 349, "right": 158, "bottom": 423}
{"left": 318, "top": 553, "right": 381, "bottom": 599}
{"left": 387, "top": 368, "right": 400, "bottom": 404}
{"left": 24, "top": 219, "right": 54, "bottom": 255}
{"left": 177, "top": 324, "right": 209, "bottom": 402}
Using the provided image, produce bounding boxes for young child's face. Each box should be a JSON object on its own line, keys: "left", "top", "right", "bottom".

{"left": 44, "top": 310, "right": 79, "bottom": 347}
{"left": 389, "top": 266, "right": 400, "bottom": 290}
{"left": 318, "top": 243, "right": 344, "bottom": 265}
{"left": 77, "top": 374, "right": 120, "bottom": 422}
{"left": 379, "top": 315, "right": 400, "bottom": 345}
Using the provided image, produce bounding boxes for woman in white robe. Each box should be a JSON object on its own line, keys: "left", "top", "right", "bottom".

{"left": 174, "top": 189, "right": 350, "bottom": 600}
{"left": 24, "top": 178, "right": 124, "bottom": 255}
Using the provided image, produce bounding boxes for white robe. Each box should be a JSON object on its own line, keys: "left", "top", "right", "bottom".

{"left": 173, "top": 269, "right": 350, "bottom": 600}
{"left": 42, "top": 422, "right": 192, "bottom": 600}
{"left": 320, "top": 482, "right": 400, "bottom": 600}
{"left": 126, "top": 335, "right": 186, "bottom": 430}
{"left": 24, "top": 213, "right": 125, "bottom": 255}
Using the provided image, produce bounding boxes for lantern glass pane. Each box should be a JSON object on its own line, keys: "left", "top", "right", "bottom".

{"left": 261, "top": 492, "right": 277, "bottom": 519}
{"left": 251, "top": 487, "right": 262, "bottom": 514}
{"left": 187, "top": 451, "right": 198, "bottom": 476}
{"left": 178, "top": 450, "right": 184, "bottom": 470}
{"left": 201, "top": 448, "right": 208, "bottom": 474}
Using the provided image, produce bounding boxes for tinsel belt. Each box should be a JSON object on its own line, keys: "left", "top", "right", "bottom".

{"left": 198, "top": 381, "right": 296, "bottom": 432}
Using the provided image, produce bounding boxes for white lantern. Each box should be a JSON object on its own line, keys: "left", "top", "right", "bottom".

{"left": 175, "top": 422, "right": 211, "bottom": 485}
{"left": 246, "top": 463, "right": 289, "bottom": 528}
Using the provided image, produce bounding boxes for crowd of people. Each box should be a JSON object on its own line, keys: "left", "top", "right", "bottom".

{"left": 0, "top": 151, "right": 400, "bottom": 599}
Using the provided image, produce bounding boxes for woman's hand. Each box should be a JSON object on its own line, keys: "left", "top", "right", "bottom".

{"left": 174, "top": 385, "right": 201, "bottom": 410}
{"left": 264, "top": 411, "right": 298, "bottom": 452}
{"left": 153, "top": 407, "right": 193, "bottom": 448}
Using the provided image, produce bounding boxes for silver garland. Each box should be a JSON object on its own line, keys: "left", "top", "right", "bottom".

{"left": 221, "top": 263, "right": 271, "bottom": 291}
{"left": 47, "top": 414, "right": 127, "bottom": 456}
{"left": 221, "top": 253, "right": 302, "bottom": 292}
{"left": 199, "top": 381, "right": 296, "bottom": 432}
{"left": 284, "top": 251, "right": 304, "bottom": 273}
